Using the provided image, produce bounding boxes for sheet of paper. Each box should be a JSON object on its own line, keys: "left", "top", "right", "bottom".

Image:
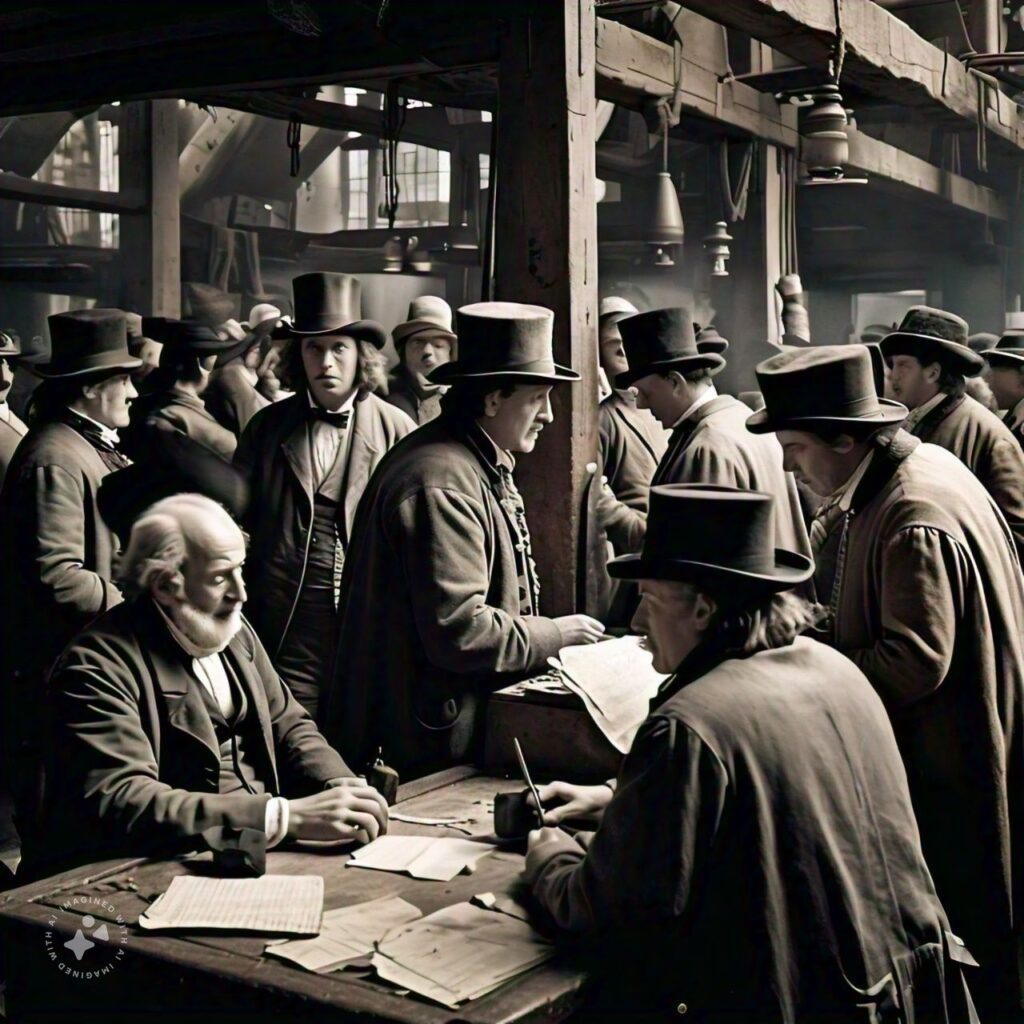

{"left": 265, "top": 896, "right": 422, "bottom": 973}
{"left": 371, "top": 902, "right": 555, "bottom": 1007}
{"left": 347, "top": 835, "right": 494, "bottom": 881}
{"left": 138, "top": 875, "right": 323, "bottom": 935}
{"left": 552, "top": 635, "right": 667, "bottom": 753}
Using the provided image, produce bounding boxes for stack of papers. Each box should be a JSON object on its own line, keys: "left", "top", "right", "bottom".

{"left": 265, "top": 896, "right": 422, "bottom": 973}
{"left": 550, "top": 635, "right": 667, "bottom": 752}
{"left": 138, "top": 875, "right": 323, "bottom": 935}
{"left": 371, "top": 902, "right": 555, "bottom": 1007}
{"left": 347, "top": 835, "right": 494, "bottom": 881}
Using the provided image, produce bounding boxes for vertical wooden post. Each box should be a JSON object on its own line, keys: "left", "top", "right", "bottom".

{"left": 494, "top": 1, "right": 599, "bottom": 616}
{"left": 119, "top": 99, "right": 180, "bottom": 317}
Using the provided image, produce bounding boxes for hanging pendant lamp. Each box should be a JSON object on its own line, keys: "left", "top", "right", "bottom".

{"left": 646, "top": 124, "right": 684, "bottom": 266}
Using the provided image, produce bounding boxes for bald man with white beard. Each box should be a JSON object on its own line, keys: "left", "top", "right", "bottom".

{"left": 22, "top": 494, "right": 387, "bottom": 880}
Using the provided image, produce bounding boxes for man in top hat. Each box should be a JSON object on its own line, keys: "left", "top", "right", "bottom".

{"left": 881, "top": 305, "right": 1024, "bottom": 560}
{"left": 319, "top": 301, "right": 605, "bottom": 779}
{"left": 0, "top": 330, "right": 28, "bottom": 487}
{"left": 984, "top": 329, "right": 1024, "bottom": 449}
{"left": 0, "top": 309, "right": 140, "bottom": 838}
{"left": 385, "top": 295, "right": 456, "bottom": 425}
{"left": 613, "top": 306, "right": 811, "bottom": 563}
{"left": 235, "top": 273, "right": 415, "bottom": 719}
{"left": 525, "top": 484, "right": 975, "bottom": 1023}
{"left": 749, "top": 344, "right": 1024, "bottom": 1018}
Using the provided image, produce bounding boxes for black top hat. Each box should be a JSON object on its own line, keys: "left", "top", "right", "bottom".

{"left": 879, "top": 305, "right": 982, "bottom": 377}
{"left": 983, "top": 330, "right": 1024, "bottom": 369}
{"left": 747, "top": 345, "right": 907, "bottom": 434}
{"left": 284, "top": 272, "right": 386, "bottom": 349}
{"left": 615, "top": 308, "right": 725, "bottom": 388}
{"left": 98, "top": 428, "right": 249, "bottom": 539}
{"left": 608, "top": 483, "right": 813, "bottom": 604}
{"left": 0, "top": 332, "right": 20, "bottom": 358}
{"left": 695, "top": 325, "right": 729, "bottom": 355}
{"left": 34, "top": 309, "right": 142, "bottom": 380}
{"left": 429, "top": 302, "right": 580, "bottom": 384}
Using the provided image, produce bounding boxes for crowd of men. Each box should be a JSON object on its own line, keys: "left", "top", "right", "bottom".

{"left": 4, "top": 270, "right": 1024, "bottom": 1020}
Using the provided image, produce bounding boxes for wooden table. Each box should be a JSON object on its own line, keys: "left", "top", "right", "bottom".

{"left": 0, "top": 768, "right": 589, "bottom": 1024}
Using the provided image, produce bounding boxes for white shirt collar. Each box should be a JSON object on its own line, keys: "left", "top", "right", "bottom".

{"left": 903, "top": 389, "right": 946, "bottom": 430}
{"left": 477, "top": 422, "right": 516, "bottom": 471}
{"left": 72, "top": 407, "right": 120, "bottom": 446}
{"left": 836, "top": 449, "right": 875, "bottom": 513}
{"left": 670, "top": 384, "right": 718, "bottom": 429}
{"left": 307, "top": 389, "right": 357, "bottom": 416}
{"left": 0, "top": 402, "right": 8, "bottom": 424}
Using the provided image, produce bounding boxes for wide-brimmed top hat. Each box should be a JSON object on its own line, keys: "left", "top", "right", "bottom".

{"left": 608, "top": 483, "right": 813, "bottom": 604}
{"left": 747, "top": 345, "right": 907, "bottom": 434}
{"left": 429, "top": 302, "right": 580, "bottom": 384}
{"left": 983, "top": 330, "right": 1024, "bottom": 368}
{"left": 615, "top": 308, "right": 725, "bottom": 389}
{"left": 879, "top": 305, "right": 982, "bottom": 377}
{"left": 284, "top": 272, "right": 386, "bottom": 349}
{"left": 0, "top": 331, "right": 21, "bottom": 358}
{"left": 393, "top": 295, "right": 456, "bottom": 350}
{"left": 34, "top": 309, "right": 141, "bottom": 380}
{"left": 599, "top": 295, "right": 639, "bottom": 326}
{"left": 695, "top": 325, "right": 729, "bottom": 355}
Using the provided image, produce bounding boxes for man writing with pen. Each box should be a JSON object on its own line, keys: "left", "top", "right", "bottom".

{"left": 523, "top": 484, "right": 978, "bottom": 1023}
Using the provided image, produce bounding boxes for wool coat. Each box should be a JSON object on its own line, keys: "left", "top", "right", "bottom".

{"left": 384, "top": 364, "right": 444, "bottom": 425}
{"left": 234, "top": 391, "right": 415, "bottom": 663}
{"left": 598, "top": 390, "right": 668, "bottom": 511}
{"left": 527, "top": 638, "right": 975, "bottom": 1024}
{"left": 908, "top": 391, "right": 1024, "bottom": 561}
{"left": 319, "top": 414, "right": 564, "bottom": 779}
{"left": 828, "top": 431, "right": 1024, "bottom": 1017}
{"left": 131, "top": 390, "right": 238, "bottom": 462}
{"left": 0, "top": 407, "right": 28, "bottom": 488}
{"left": 25, "top": 599, "right": 349, "bottom": 878}
{"left": 205, "top": 363, "right": 270, "bottom": 435}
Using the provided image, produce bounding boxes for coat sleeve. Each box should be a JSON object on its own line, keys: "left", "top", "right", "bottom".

{"left": 389, "top": 485, "right": 563, "bottom": 677}
{"left": 31, "top": 463, "right": 121, "bottom": 621}
{"left": 843, "top": 525, "right": 970, "bottom": 712}
{"left": 979, "top": 437, "right": 1024, "bottom": 563}
{"left": 525, "top": 717, "right": 729, "bottom": 935}
{"left": 595, "top": 477, "right": 646, "bottom": 553}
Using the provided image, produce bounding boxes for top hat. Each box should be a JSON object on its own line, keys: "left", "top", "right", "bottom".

{"left": 429, "top": 302, "right": 580, "bottom": 384}
{"left": 983, "top": 329, "right": 1024, "bottom": 369}
{"left": 608, "top": 483, "right": 813, "bottom": 604}
{"left": 599, "top": 296, "right": 639, "bottom": 325}
{"left": 879, "top": 306, "right": 982, "bottom": 377}
{"left": 615, "top": 308, "right": 725, "bottom": 389}
{"left": 695, "top": 325, "right": 729, "bottom": 355}
{"left": 747, "top": 345, "right": 907, "bottom": 434}
{"left": 0, "top": 331, "right": 21, "bottom": 358}
{"left": 35, "top": 309, "right": 141, "bottom": 380}
{"left": 284, "top": 272, "right": 386, "bottom": 349}
{"left": 392, "top": 295, "right": 457, "bottom": 350}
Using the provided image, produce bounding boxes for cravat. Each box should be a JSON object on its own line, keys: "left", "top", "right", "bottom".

{"left": 307, "top": 408, "right": 351, "bottom": 427}
{"left": 496, "top": 464, "right": 541, "bottom": 615}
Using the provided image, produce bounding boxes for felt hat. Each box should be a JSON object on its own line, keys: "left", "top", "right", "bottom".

{"left": 879, "top": 306, "right": 983, "bottom": 377}
{"left": 0, "top": 331, "right": 21, "bottom": 358}
{"left": 98, "top": 428, "right": 249, "bottom": 538}
{"left": 392, "top": 295, "right": 456, "bottom": 350}
{"left": 967, "top": 331, "right": 1000, "bottom": 354}
{"left": 608, "top": 483, "right": 813, "bottom": 604}
{"left": 983, "top": 329, "right": 1024, "bottom": 368}
{"left": 152, "top": 318, "right": 241, "bottom": 358}
{"left": 429, "top": 302, "right": 580, "bottom": 384}
{"left": 213, "top": 313, "right": 281, "bottom": 368}
{"left": 695, "top": 325, "right": 729, "bottom": 355}
{"left": 599, "top": 295, "right": 639, "bottom": 325}
{"left": 615, "top": 308, "right": 725, "bottom": 389}
{"left": 184, "top": 282, "right": 237, "bottom": 328}
{"left": 747, "top": 345, "right": 907, "bottom": 434}
{"left": 34, "top": 309, "right": 141, "bottom": 379}
{"left": 859, "top": 323, "right": 892, "bottom": 345}
{"left": 284, "top": 272, "right": 386, "bottom": 349}
{"left": 244, "top": 303, "right": 283, "bottom": 331}
{"left": 863, "top": 342, "right": 887, "bottom": 397}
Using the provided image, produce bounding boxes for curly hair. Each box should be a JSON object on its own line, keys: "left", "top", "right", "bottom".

{"left": 279, "top": 336, "right": 388, "bottom": 396}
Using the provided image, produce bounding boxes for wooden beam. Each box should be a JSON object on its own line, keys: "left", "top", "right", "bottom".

{"left": 0, "top": 172, "right": 144, "bottom": 213}
{"left": 495, "top": 2, "right": 599, "bottom": 616}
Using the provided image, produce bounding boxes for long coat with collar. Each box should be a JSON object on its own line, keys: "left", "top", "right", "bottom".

{"left": 598, "top": 390, "right": 668, "bottom": 511}
{"left": 319, "top": 415, "right": 564, "bottom": 779}
{"left": 25, "top": 599, "right": 349, "bottom": 878}
{"left": 829, "top": 431, "right": 1024, "bottom": 1017}
{"left": 234, "top": 391, "right": 415, "bottom": 662}
{"left": 132, "top": 390, "right": 238, "bottom": 462}
{"left": 908, "top": 391, "right": 1024, "bottom": 561}
{"left": 0, "top": 406, "right": 28, "bottom": 488}
{"left": 527, "top": 638, "right": 973, "bottom": 1024}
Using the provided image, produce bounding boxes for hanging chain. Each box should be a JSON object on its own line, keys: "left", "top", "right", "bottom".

{"left": 381, "top": 84, "right": 408, "bottom": 229}
{"left": 287, "top": 113, "right": 302, "bottom": 178}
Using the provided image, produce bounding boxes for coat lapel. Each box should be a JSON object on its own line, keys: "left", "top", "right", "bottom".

{"left": 652, "top": 397, "right": 730, "bottom": 485}
{"left": 611, "top": 393, "right": 660, "bottom": 462}
{"left": 281, "top": 409, "right": 315, "bottom": 509}
{"left": 343, "top": 397, "right": 382, "bottom": 538}
{"left": 909, "top": 392, "right": 964, "bottom": 442}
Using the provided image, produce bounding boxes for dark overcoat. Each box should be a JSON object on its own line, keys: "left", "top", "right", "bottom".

{"left": 26, "top": 599, "right": 349, "bottom": 877}
{"left": 598, "top": 390, "right": 667, "bottom": 511}
{"left": 204, "top": 364, "right": 270, "bottom": 436}
{"left": 319, "top": 415, "right": 563, "bottom": 778}
{"left": 384, "top": 364, "right": 443, "bottom": 426}
{"left": 131, "top": 390, "right": 238, "bottom": 462}
{"left": 909, "top": 391, "right": 1024, "bottom": 561}
{"left": 527, "top": 638, "right": 975, "bottom": 1024}
{"left": 234, "top": 392, "right": 414, "bottom": 661}
{"left": 0, "top": 407, "right": 28, "bottom": 488}
{"left": 830, "top": 431, "right": 1024, "bottom": 1016}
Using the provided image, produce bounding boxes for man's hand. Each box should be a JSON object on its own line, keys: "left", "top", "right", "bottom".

{"left": 287, "top": 781, "right": 388, "bottom": 843}
{"left": 553, "top": 614, "right": 606, "bottom": 647}
{"left": 524, "top": 825, "right": 583, "bottom": 881}
{"left": 530, "top": 781, "right": 613, "bottom": 826}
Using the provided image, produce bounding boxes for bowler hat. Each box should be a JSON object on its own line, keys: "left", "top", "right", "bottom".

{"left": 968, "top": 331, "right": 999, "bottom": 354}
{"left": 34, "top": 309, "right": 141, "bottom": 379}
{"left": 284, "top": 272, "right": 386, "bottom": 349}
{"left": 983, "top": 330, "right": 1024, "bottom": 368}
{"left": 747, "top": 345, "right": 907, "bottom": 434}
{"left": 392, "top": 295, "right": 456, "bottom": 350}
{"left": 0, "top": 331, "right": 20, "bottom": 358}
{"left": 615, "top": 308, "right": 725, "bottom": 388}
{"left": 608, "top": 483, "right": 813, "bottom": 604}
{"left": 695, "top": 325, "right": 729, "bottom": 355}
{"left": 599, "top": 295, "right": 639, "bottom": 325}
{"left": 880, "top": 306, "right": 982, "bottom": 377}
{"left": 429, "top": 302, "right": 580, "bottom": 384}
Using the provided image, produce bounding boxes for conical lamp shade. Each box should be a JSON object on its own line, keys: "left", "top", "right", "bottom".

{"left": 646, "top": 172, "right": 685, "bottom": 247}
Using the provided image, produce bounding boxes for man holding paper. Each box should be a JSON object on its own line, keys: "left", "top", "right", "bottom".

{"left": 525, "top": 485, "right": 975, "bottom": 1023}
{"left": 22, "top": 493, "right": 387, "bottom": 879}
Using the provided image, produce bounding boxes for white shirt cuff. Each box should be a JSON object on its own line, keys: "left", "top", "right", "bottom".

{"left": 264, "top": 796, "right": 290, "bottom": 848}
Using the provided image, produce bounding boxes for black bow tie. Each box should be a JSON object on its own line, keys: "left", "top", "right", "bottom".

{"left": 307, "top": 408, "right": 351, "bottom": 427}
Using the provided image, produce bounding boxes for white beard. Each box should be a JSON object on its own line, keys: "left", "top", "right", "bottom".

{"left": 169, "top": 602, "right": 243, "bottom": 656}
